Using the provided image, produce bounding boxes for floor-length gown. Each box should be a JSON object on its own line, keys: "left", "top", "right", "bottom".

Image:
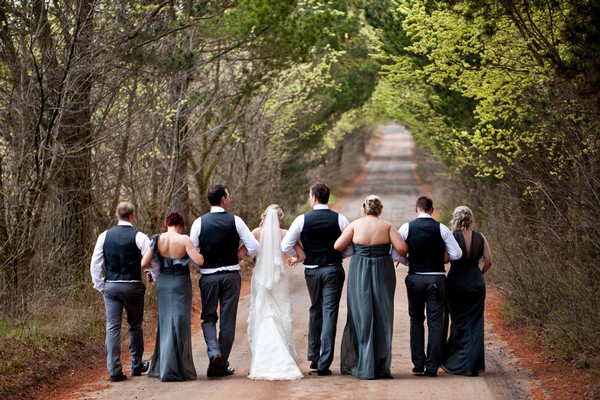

{"left": 442, "top": 230, "right": 486, "bottom": 376}
{"left": 340, "top": 243, "right": 396, "bottom": 379}
{"left": 247, "top": 210, "right": 303, "bottom": 380}
{"left": 147, "top": 234, "right": 197, "bottom": 381}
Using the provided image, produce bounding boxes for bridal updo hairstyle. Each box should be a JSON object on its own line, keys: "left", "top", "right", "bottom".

{"left": 163, "top": 211, "right": 185, "bottom": 231}
{"left": 450, "top": 205, "right": 474, "bottom": 231}
{"left": 259, "top": 204, "right": 284, "bottom": 227}
{"left": 363, "top": 195, "right": 383, "bottom": 216}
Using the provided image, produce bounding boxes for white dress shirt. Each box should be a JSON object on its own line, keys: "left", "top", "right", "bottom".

{"left": 89, "top": 221, "right": 151, "bottom": 292}
{"left": 189, "top": 206, "right": 259, "bottom": 274}
{"left": 392, "top": 213, "right": 462, "bottom": 274}
{"left": 281, "top": 204, "right": 353, "bottom": 268}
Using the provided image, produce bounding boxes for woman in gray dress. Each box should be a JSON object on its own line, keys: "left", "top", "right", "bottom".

{"left": 142, "top": 212, "right": 204, "bottom": 381}
{"left": 334, "top": 196, "right": 408, "bottom": 379}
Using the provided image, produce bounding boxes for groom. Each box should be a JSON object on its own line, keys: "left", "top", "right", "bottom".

{"left": 190, "top": 184, "right": 259, "bottom": 377}
{"left": 282, "top": 181, "right": 351, "bottom": 376}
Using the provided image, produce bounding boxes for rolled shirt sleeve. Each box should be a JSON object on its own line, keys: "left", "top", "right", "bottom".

{"left": 392, "top": 222, "right": 409, "bottom": 265}
{"left": 440, "top": 224, "right": 462, "bottom": 261}
{"left": 90, "top": 231, "right": 107, "bottom": 292}
{"left": 235, "top": 215, "right": 259, "bottom": 257}
{"left": 338, "top": 213, "right": 354, "bottom": 258}
{"left": 281, "top": 215, "right": 303, "bottom": 257}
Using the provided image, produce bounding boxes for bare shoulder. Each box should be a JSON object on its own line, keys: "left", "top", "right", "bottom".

{"left": 252, "top": 227, "right": 261, "bottom": 240}
{"left": 279, "top": 228, "right": 287, "bottom": 239}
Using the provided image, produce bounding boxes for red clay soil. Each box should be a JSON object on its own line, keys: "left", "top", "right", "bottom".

{"left": 485, "top": 288, "right": 598, "bottom": 399}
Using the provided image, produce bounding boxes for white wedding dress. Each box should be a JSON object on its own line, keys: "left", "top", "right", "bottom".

{"left": 247, "top": 209, "right": 303, "bottom": 380}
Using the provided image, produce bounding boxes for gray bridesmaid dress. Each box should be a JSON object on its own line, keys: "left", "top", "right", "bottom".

{"left": 147, "top": 234, "right": 197, "bottom": 381}
{"left": 340, "top": 243, "right": 396, "bottom": 379}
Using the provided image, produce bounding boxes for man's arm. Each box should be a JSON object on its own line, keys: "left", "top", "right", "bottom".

{"left": 235, "top": 216, "right": 259, "bottom": 257}
{"left": 90, "top": 232, "right": 106, "bottom": 292}
{"left": 189, "top": 217, "right": 201, "bottom": 249}
{"left": 281, "top": 215, "right": 303, "bottom": 257}
{"left": 440, "top": 225, "right": 462, "bottom": 261}
{"left": 136, "top": 232, "right": 151, "bottom": 255}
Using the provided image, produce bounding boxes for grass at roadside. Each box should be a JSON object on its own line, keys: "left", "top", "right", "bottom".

{"left": 0, "top": 298, "right": 106, "bottom": 399}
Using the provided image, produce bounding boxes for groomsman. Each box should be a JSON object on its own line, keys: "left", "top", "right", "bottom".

{"left": 90, "top": 202, "right": 150, "bottom": 382}
{"left": 282, "top": 181, "right": 352, "bottom": 376}
{"left": 394, "top": 196, "right": 462, "bottom": 377}
{"left": 190, "top": 184, "right": 259, "bottom": 377}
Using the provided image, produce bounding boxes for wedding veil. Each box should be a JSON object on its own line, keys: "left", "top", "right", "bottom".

{"left": 253, "top": 208, "right": 284, "bottom": 290}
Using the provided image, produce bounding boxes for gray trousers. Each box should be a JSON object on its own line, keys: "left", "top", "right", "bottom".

{"left": 103, "top": 281, "right": 146, "bottom": 376}
{"left": 199, "top": 271, "right": 241, "bottom": 368}
{"left": 304, "top": 264, "right": 345, "bottom": 371}
{"left": 405, "top": 274, "right": 446, "bottom": 373}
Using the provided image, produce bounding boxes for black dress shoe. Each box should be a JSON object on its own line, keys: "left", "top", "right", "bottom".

{"left": 132, "top": 360, "right": 150, "bottom": 376}
{"left": 412, "top": 366, "right": 424, "bottom": 374}
{"left": 309, "top": 361, "right": 318, "bottom": 370}
{"left": 109, "top": 373, "right": 127, "bottom": 382}
{"left": 424, "top": 369, "right": 437, "bottom": 377}
{"left": 317, "top": 369, "right": 332, "bottom": 376}
{"left": 211, "top": 367, "right": 235, "bottom": 377}
{"left": 207, "top": 355, "right": 222, "bottom": 377}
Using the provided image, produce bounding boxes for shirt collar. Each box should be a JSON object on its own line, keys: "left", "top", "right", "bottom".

{"left": 417, "top": 213, "right": 433, "bottom": 218}
{"left": 118, "top": 221, "right": 133, "bottom": 226}
{"left": 314, "top": 204, "right": 330, "bottom": 210}
{"left": 210, "top": 206, "right": 225, "bottom": 213}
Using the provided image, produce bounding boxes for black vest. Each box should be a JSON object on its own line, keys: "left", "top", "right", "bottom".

{"left": 198, "top": 212, "right": 240, "bottom": 269}
{"left": 103, "top": 225, "right": 143, "bottom": 281}
{"left": 406, "top": 217, "right": 446, "bottom": 274}
{"left": 300, "top": 208, "right": 343, "bottom": 266}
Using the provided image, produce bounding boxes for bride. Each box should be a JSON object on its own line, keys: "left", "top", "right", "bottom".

{"left": 246, "top": 204, "right": 305, "bottom": 380}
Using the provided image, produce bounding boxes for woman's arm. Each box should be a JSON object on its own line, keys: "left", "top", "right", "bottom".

{"left": 334, "top": 223, "right": 354, "bottom": 252}
{"left": 185, "top": 237, "right": 204, "bottom": 266}
{"left": 389, "top": 225, "right": 408, "bottom": 256}
{"left": 141, "top": 245, "right": 157, "bottom": 282}
{"left": 294, "top": 242, "right": 306, "bottom": 263}
{"left": 141, "top": 247, "right": 153, "bottom": 268}
{"left": 481, "top": 234, "right": 493, "bottom": 275}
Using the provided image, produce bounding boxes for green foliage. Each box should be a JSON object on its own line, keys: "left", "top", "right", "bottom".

{"left": 366, "top": 0, "right": 600, "bottom": 359}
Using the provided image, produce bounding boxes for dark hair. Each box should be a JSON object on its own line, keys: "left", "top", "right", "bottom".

{"left": 310, "top": 181, "right": 330, "bottom": 204}
{"left": 163, "top": 211, "right": 185, "bottom": 232}
{"left": 207, "top": 184, "right": 228, "bottom": 206}
{"left": 416, "top": 196, "right": 433, "bottom": 213}
{"left": 116, "top": 202, "right": 135, "bottom": 220}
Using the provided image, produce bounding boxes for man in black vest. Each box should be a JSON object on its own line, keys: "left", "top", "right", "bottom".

{"left": 394, "top": 196, "right": 462, "bottom": 377}
{"left": 281, "top": 181, "right": 351, "bottom": 376}
{"left": 190, "top": 184, "right": 259, "bottom": 377}
{"left": 90, "top": 202, "right": 151, "bottom": 382}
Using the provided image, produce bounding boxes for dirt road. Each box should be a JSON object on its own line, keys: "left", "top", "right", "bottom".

{"left": 74, "top": 123, "right": 534, "bottom": 399}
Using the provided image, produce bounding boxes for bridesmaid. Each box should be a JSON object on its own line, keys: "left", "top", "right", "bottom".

{"left": 142, "top": 212, "right": 204, "bottom": 381}
{"left": 334, "top": 195, "right": 408, "bottom": 379}
{"left": 442, "top": 206, "right": 492, "bottom": 376}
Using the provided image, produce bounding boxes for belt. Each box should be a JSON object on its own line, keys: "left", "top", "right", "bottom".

{"left": 203, "top": 269, "right": 238, "bottom": 275}
{"left": 318, "top": 263, "right": 342, "bottom": 268}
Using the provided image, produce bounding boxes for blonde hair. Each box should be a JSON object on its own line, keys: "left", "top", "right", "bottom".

{"left": 362, "top": 195, "right": 383, "bottom": 216}
{"left": 450, "top": 205, "right": 474, "bottom": 231}
{"left": 259, "top": 204, "right": 284, "bottom": 227}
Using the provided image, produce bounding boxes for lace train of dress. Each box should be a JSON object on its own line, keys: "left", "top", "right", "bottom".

{"left": 247, "top": 210, "right": 303, "bottom": 380}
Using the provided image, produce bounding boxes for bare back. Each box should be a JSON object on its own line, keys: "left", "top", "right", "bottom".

{"left": 351, "top": 216, "right": 395, "bottom": 245}
{"left": 157, "top": 232, "right": 190, "bottom": 259}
